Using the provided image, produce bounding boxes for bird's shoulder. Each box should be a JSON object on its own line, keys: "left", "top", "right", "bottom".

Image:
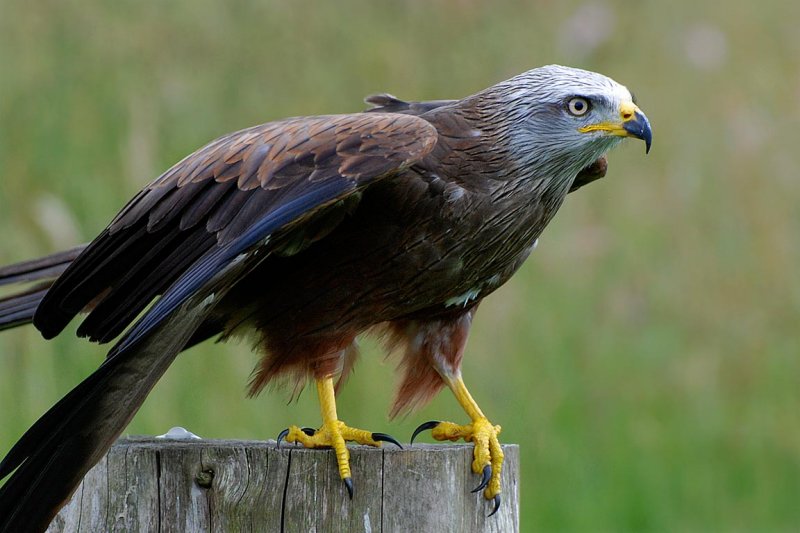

{"left": 111, "top": 112, "right": 438, "bottom": 232}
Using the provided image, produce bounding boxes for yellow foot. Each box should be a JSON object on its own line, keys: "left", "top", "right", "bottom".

{"left": 412, "top": 417, "right": 503, "bottom": 514}
{"left": 277, "top": 421, "right": 401, "bottom": 497}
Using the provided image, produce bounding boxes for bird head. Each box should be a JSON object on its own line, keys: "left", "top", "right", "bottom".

{"left": 474, "top": 64, "right": 652, "bottom": 181}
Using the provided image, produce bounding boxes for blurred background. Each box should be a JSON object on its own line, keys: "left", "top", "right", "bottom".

{"left": 1, "top": 0, "right": 798, "bottom": 530}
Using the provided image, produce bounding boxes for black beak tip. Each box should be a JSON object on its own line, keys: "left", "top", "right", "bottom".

{"left": 624, "top": 111, "right": 652, "bottom": 155}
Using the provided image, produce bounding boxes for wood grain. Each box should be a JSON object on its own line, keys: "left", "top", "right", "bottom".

{"left": 46, "top": 437, "right": 519, "bottom": 532}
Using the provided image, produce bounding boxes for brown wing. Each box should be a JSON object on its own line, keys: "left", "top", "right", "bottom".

{"left": 570, "top": 155, "right": 608, "bottom": 192}
{"left": 34, "top": 113, "right": 438, "bottom": 343}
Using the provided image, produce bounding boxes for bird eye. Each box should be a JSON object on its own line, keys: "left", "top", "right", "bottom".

{"left": 567, "top": 97, "right": 590, "bottom": 116}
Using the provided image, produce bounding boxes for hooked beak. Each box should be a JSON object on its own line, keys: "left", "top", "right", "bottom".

{"left": 621, "top": 103, "right": 652, "bottom": 154}
{"left": 579, "top": 101, "right": 653, "bottom": 154}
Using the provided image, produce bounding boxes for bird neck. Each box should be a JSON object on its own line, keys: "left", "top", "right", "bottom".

{"left": 423, "top": 94, "right": 604, "bottom": 203}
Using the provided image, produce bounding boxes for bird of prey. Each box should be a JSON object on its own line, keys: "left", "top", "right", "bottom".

{"left": 0, "top": 65, "right": 651, "bottom": 531}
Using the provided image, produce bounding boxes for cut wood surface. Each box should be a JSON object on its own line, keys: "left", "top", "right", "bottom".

{"left": 47, "top": 437, "right": 519, "bottom": 532}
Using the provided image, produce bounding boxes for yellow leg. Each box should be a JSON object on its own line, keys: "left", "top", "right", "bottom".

{"left": 278, "top": 377, "right": 400, "bottom": 496}
{"left": 413, "top": 375, "right": 503, "bottom": 512}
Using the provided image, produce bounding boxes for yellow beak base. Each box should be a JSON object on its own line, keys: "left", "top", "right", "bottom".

{"left": 579, "top": 102, "right": 652, "bottom": 153}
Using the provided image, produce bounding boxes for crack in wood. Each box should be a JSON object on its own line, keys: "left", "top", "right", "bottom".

{"left": 279, "top": 448, "right": 292, "bottom": 533}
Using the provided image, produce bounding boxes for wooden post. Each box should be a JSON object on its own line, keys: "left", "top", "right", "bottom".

{"left": 46, "top": 437, "right": 519, "bottom": 532}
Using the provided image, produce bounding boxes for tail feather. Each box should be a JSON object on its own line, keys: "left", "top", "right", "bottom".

{"left": 0, "top": 246, "right": 85, "bottom": 331}
{"left": 0, "top": 246, "right": 85, "bottom": 287}
{"left": 0, "top": 290, "right": 217, "bottom": 533}
{"left": 0, "top": 238, "right": 257, "bottom": 532}
{"left": 0, "top": 286, "right": 50, "bottom": 331}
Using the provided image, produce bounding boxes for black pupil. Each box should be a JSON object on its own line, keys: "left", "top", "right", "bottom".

{"left": 573, "top": 100, "right": 584, "bottom": 111}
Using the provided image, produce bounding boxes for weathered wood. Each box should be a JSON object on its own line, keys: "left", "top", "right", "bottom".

{"left": 46, "top": 437, "right": 519, "bottom": 532}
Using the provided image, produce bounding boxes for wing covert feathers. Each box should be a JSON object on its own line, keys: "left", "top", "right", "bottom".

{"left": 33, "top": 113, "right": 437, "bottom": 342}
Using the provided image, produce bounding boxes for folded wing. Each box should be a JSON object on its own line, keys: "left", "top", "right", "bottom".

{"left": 34, "top": 113, "right": 438, "bottom": 345}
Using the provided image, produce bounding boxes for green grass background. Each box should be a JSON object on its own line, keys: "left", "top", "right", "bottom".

{"left": 1, "top": 0, "right": 798, "bottom": 530}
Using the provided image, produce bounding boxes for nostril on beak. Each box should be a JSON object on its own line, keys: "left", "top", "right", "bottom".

{"left": 622, "top": 112, "right": 632, "bottom": 120}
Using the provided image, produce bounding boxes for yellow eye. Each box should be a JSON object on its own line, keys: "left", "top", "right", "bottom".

{"left": 567, "top": 97, "right": 590, "bottom": 116}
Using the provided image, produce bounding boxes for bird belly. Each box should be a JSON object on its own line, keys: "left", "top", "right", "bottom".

{"left": 221, "top": 176, "right": 556, "bottom": 390}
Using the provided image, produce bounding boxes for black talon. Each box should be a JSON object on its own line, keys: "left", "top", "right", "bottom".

{"left": 372, "top": 432, "right": 403, "bottom": 449}
{"left": 488, "top": 494, "right": 501, "bottom": 517}
{"left": 277, "top": 428, "right": 289, "bottom": 449}
{"left": 301, "top": 427, "right": 316, "bottom": 436}
{"left": 343, "top": 477, "right": 354, "bottom": 499}
{"left": 471, "top": 464, "right": 492, "bottom": 493}
{"left": 410, "top": 420, "right": 440, "bottom": 445}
